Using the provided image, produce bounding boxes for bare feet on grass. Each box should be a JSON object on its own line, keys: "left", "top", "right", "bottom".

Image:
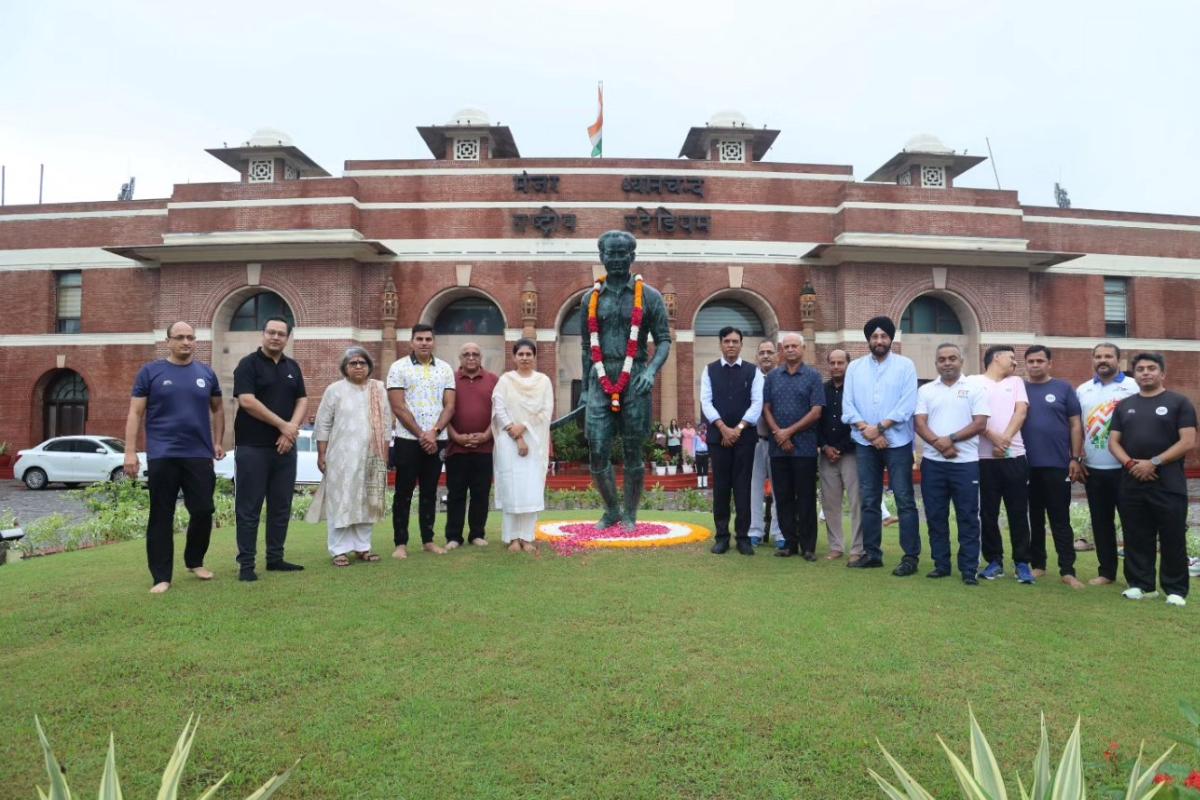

{"left": 188, "top": 567, "right": 214, "bottom": 580}
{"left": 150, "top": 582, "right": 170, "bottom": 594}
{"left": 423, "top": 543, "right": 446, "bottom": 555}
{"left": 1062, "top": 575, "right": 1085, "bottom": 590}
{"left": 392, "top": 545, "right": 408, "bottom": 560}
{"left": 1088, "top": 576, "right": 1114, "bottom": 586}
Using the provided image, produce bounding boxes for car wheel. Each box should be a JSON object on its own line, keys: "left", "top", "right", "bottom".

{"left": 23, "top": 468, "right": 48, "bottom": 491}
{"left": 109, "top": 467, "right": 127, "bottom": 483}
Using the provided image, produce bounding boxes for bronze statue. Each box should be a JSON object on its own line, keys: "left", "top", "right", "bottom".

{"left": 575, "top": 231, "right": 672, "bottom": 529}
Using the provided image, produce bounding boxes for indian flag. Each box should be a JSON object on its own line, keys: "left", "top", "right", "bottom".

{"left": 587, "top": 82, "right": 603, "bottom": 158}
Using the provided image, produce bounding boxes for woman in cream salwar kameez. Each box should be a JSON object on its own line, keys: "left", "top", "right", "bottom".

{"left": 307, "top": 347, "right": 391, "bottom": 566}
{"left": 491, "top": 338, "right": 554, "bottom": 553}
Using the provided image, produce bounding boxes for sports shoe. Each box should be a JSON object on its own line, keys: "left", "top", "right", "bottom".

{"left": 750, "top": 536, "right": 763, "bottom": 546}
{"left": 1121, "top": 587, "right": 1159, "bottom": 601}
{"left": 1015, "top": 563, "right": 1036, "bottom": 585}
{"left": 980, "top": 561, "right": 1004, "bottom": 580}
{"left": 774, "top": 539, "right": 787, "bottom": 551}
{"left": 1166, "top": 594, "right": 1187, "bottom": 607}
{"left": 1188, "top": 557, "right": 1200, "bottom": 577}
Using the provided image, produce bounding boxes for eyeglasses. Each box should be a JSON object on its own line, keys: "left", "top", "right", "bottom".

{"left": 462, "top": 353, "right": 481, "bottom": 359}
{"left": 347, "top": 360, "right": 368, "bottom": 367}
{"left": 168, "top": 335, "right": 196, "bottom": 341}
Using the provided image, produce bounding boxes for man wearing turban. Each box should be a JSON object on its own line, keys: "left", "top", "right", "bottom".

{"left": 840, "top": 316, "right": 922, "bottom": 574}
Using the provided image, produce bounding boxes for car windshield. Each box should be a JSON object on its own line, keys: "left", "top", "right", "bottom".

{"left": 100, "top": 438, "right": 125, "bottom": 453}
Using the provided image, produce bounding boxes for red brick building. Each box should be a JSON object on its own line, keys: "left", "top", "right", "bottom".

{"left": 2, "top": 111, "right": 1198, "bottom": 455}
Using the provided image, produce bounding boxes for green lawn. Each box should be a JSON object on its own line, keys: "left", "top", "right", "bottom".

{"left": 1, "top": 512, "right": 1197, "bottom": 799}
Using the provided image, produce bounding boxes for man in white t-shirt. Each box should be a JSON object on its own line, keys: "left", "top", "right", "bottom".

{"left": 1075, "top": 342, "right": 1139, "bottom": 585}
{"left": 387, "top": 324, "right": 456, "bottom": 559}
{"left": 915, "top": 344, "right": 990, "bottom": 585}
{"left": 971, "top": 345, "right": 1035, "bottom": 584}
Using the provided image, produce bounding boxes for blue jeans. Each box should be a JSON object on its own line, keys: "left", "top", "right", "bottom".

{"left": 856, "top": 443, "right": 920, "bottom": 563}
{"left": 920, "top": 458, "right": 981, "bottom": 577}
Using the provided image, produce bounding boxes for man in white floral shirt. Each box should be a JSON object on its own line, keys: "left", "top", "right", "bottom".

{"left": 387, "top": 324, "right": 456, "bottom": 558}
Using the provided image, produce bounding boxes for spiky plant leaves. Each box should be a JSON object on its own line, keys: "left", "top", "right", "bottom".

{"left": 99, "top": 733, "right": 124, "bottom": 800}
{"left": 936, "top": 734, "right": 995, "bottom": 799}
{"left": 1047, "top": 718, "right": 1083, "bottom": 800}
{"left": 35, "top": 716, "right": 72, "bottom": 800}
{"left": 968, "top": 707, "right": 1008, "bottom": 800}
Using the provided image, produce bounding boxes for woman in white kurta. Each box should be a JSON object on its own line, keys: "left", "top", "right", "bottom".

{"left": 491, "top": 338, "right": 554, "bottom": 552}
{"left": 306, "top": 347, "right": 391, "bottom": 566}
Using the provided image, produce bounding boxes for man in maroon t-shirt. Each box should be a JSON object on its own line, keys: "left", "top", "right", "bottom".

{"left": 444, "top": 342, "right": 500, "bottom": 548}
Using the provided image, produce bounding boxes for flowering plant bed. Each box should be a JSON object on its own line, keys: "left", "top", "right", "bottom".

{"left": 536, "top": 519, "right": 710, "bottom": 555}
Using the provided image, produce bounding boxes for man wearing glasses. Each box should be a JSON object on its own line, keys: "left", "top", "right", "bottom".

{"left": 444, "top": 342, "right": 499, "bottom": 549}
{"left": 124, "top": 322, "right": 225, "bottom": 593}
{"left": 232, "top": 315, "right": 309, "bottom": 581}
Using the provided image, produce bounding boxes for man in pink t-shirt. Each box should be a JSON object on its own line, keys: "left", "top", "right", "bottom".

{"left": 971, "top": 345, "right": 1035, "bottom": 583}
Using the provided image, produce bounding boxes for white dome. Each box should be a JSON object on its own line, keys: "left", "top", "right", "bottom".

{"left": 708, "top": 109, "right": 749, "bottom": 128}
{"left": 246, "top": 128, "right": 294, "bottom": 147}
{"left": 903, "top": 133, "right": 953, "bottom": 154}
{"left": 447, "top": 108, "right": 490, "bottom": 126}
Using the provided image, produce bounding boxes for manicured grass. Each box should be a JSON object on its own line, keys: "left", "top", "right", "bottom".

{"left": 1, "top": 512, "right": 1196, "bottom": 799}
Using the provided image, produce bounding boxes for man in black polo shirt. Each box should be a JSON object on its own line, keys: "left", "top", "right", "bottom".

{"left": 1108, "top": 352, "right": 1197, "bottom": 607}
{"left": 816, "top": 349, "right": 862, "bottom": 561}
{"left": 699, "top": 326, "right": 764, "bottom": 555}
{"left": 233, "top": 315, "right": 309, "bottom": 581}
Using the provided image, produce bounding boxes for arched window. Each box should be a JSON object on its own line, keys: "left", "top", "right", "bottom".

{"left": 433, "top": 298, "right": 504, "bottom": 336}
{"left": 229, "top": 292, "right": 295, "bottom": 332}
{"left": 559, "top": 304, "right": 583, "bottom": 339}
{"left": 696, "top": 300, "right": 765, "bottom": 337}
{"left": 43, "top": 370, "right": 88, "bottom": 438}
{"left": 901, "top": 295, "right": 963, "bottom": 335}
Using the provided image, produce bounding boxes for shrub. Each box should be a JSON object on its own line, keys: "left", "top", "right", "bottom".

{"left": 34, "top": 714, "right": 296, "bottom": 799}
{"left": 550, "top": 421, "right": 590, "bottom": 464}
{"left": 870, "top": 707, "right": 1174, "bottom": 799}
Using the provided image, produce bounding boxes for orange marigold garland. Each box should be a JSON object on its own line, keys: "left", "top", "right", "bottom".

{"left": 587, "top": 273, "right": 644, "bottom": 412}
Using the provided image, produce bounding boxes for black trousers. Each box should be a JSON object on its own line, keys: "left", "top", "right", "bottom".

{"left": 444, "top": 452, "right": 492, "bottom": 543}
{"left": 1119, "top": 483, "right": 1189, "bottom": 597}
{"left": 393, "top": 438, "right": 445, "bottom": 545}
{"left": 1084, "top": 467, "right": 1123, "bottom": 580}
{"left": 979, "top": 456, "right": 1031, "bottom": 565}
{"left": 146, "top": 457, "right": 215, "bottom": 584}
{"left": 771, "top": 456, "right": 818, "bottom": 554}
{"left": 234, "top": 446, "right": 297, "bottom": 569}
{"left": 1028, "top": 466, "right": 1077, "bottom": 576}
{"left": 695, "top": 452, "right": 710, "bottom": 476}
{"left": 710, "top": 435, "right": 756, "bottom": 541}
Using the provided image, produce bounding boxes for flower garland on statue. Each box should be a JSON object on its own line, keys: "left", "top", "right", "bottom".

{"left": 587, "top": 273, "right": 644, "bottom": 412}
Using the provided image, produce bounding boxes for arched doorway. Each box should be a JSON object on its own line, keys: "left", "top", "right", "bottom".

{"left": 212, "top": 289, "right": 297, "bottom": 449}
{"left": 427, "top": 295, "right": 507, "bottom": 375}
{"left": 899, "top": 293, "right": 977, "bottom": 380}
{"left": 556, "top": 298, "right": 585, "bottom": 417}
{"left": 691, "top": 296, "right": 774, "bottom": 421}
{"left": 42, "top": 370, "right": 88, "bottom": 439}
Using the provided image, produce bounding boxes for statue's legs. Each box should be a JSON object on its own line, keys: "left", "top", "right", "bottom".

{"left": 621, "top": 435, "right": 644, "bottom": 529}
{"left": 588, "top": 435, "right": 622, "bottom": 530}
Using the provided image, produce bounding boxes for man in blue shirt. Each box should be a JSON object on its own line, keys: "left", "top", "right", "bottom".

{"left": 762, "top": 332, "right": 825, "bottom": 560}
{"left": 1022, "top": 345, "right": 1086, "bottom": 589}
{"left": 841, "top": 316, "right": 920, "bottom": 574}
{"left": 124, "top": 321, "right": 226, "bottom": 594}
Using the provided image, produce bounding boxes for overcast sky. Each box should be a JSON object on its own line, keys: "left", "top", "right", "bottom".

{"left": 3, "top": 0, "right": 1197, "bottom": 216}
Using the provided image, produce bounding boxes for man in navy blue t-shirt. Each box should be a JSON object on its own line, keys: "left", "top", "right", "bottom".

{"left": 1021, "top": 345, "right": 1085, "bottom": 588}
{"left": 124, "top": 321, "right": 225, "bottom": 593}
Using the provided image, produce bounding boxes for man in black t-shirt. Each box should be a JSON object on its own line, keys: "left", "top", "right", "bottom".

{"left": 232, "top": 316, "right": 309, "bottom": 581}
{"left": 1108, "top": 352, "right": 1197, "bottom": 606}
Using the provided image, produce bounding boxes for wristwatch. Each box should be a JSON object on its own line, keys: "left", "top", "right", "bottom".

{"left": 1150, "top": 455, "right": 1163, "bottom": 466}
{"left": 1072, "top": 456, "right": 1085, "bottom": 464}
{"left": 736, "top": 422, "right": 746, "bottom": 432}
{"left": 947, "top": 432, "right": 958, "bottom": 443}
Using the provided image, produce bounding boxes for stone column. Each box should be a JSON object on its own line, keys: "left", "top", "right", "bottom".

{"left": 381, "top": 273, "right": 398, "bottom": 368}
{"left": 520, "top": 276, "right": 538, "bottom": 340}
{"left": 800, "top": 280, "right": 817, "bottom": 365}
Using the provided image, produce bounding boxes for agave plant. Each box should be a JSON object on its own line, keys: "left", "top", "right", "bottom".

{"left": 870, "top": 707, "right": 1175, "bottom": 800}
{"left": 35, "top": 714, "right": 298, "bottom": 799}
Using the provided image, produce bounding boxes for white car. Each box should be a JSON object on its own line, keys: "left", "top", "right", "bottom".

{"left": 214, "top": 429, "right": 322, "bottom": 485}
{"left": 13, "top": 436, "right": 147, "bottom": 490}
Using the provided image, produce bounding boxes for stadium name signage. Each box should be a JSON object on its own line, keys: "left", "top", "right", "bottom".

{"left": 624, "top": 206, "right": 711, "bottom": 236}
{"left": 512, "top": 172, "right": 560, "bottom": 194}
{"left": 621, "top": 175, "right": 705, "bottom": 197}
{"left": 512, "top": 206, "right": 577, "bottom": 237}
